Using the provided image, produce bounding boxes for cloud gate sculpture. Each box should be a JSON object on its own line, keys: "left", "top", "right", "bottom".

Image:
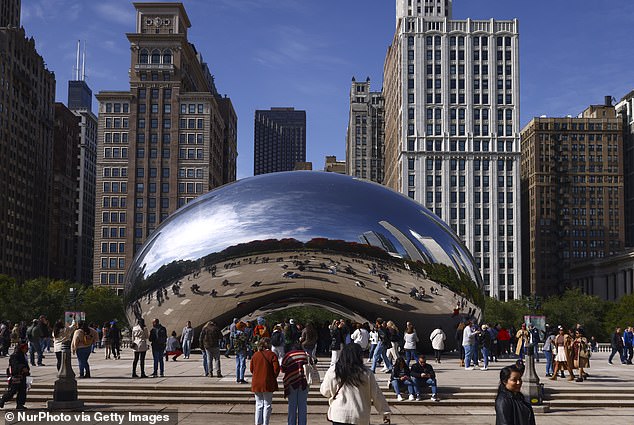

{"left": 124, "top": 171, "right": 484, "bottom": 351}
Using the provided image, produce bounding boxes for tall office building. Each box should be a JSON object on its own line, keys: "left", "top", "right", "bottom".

{"left": 615, "top": 91, "right": 634, "bottom": 246}
{"left": 0, "top": 0, "right": 19, "bottom": 27}
{"left": 345, "top": 77, "right": 385, "bottom": 183}
{"left": 253, "top": 107, "right": 306, "bottom": 175}
{"left": 68, "top": 42, "right": 97, "bottom": 285}
{"left": 520, "top": 99, "right": 624, "bottom": 296}
{"left": 382, "top": 0, "right": 521, "bottom": 299}
{"left": 0, "top": 1, "right": 56, "bottom": 280}
{"left": 50, "top": 103, "right": 80, "bottom": 281}
{"left": 93, "top": 3, "right": 237, "bottom": 291}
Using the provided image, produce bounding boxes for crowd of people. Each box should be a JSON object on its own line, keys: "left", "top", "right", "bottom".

{"left": 2, "top": 312, "right": 633, "bottom": 424}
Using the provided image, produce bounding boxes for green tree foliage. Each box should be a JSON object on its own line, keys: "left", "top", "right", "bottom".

{"left": 0, "top": 275, "right": 126, "bottom": 326}
{"left": 541, "top": 288, "right": 607, "bottom": 340}
{"left": 604, "top": 294, "right": 634, "bottom": 335}
{"left": 483, "top": 296, "right": 529, "bottom": 328}
{"left": 264, "top": 306, "right": 339, "bottom": 327}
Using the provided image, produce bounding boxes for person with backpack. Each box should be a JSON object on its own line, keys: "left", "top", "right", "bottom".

{"left": 234, "top": 321, "right": 249, "bottom": 384}
{"left": 199, "top": 320, "right": 223, "bottom": 377}
{"left": 148, "top": 318, "right": 167, "bottom": 377}
{"left": 0, "top": 343, "right": 30, "bottom": 410}
{"left": 271, "top": 325, "right": 286, "bottom": 360}
{"left": 26, "top": 319, "right": 43, "bottom": 366}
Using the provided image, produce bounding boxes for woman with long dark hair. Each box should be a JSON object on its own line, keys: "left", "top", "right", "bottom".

{"left": 320, "top": 343, "right": 391, "bottom": 425}
{"left": 495, "top": 364, "right": 536, "bottom": 425}
{"left": 131, "top": 318, "right": 149, "bottom": 378}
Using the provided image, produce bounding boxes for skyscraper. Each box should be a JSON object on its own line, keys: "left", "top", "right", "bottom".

{"left": 93, "top": 3, "right": 236, "bottom": 291}
{"left": 0, "top": 1, "right": 56, "bottom": 280}
{"left": 382, "top": 0, "right": 521, "bottom": 300}
{"left": 520, "top": 99, "right": 624, "bottom": 296}
{"left": 68, "top": 41, "right": 97, "bottom": 285}
{"left": 346, "top": 77, "right": 384, "bottom": 183}
{"left": 615, "top": 91, "right": 634, "bottom": 246}
{"left": 50, "top": 103, "right": 80, "bottom": 281}
{"left": 253, "top": 107, "right": 306, "bottom": 175}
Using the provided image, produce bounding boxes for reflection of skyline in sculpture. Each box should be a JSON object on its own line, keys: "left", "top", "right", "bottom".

{"left": 124, "top": 172, "right": 484, "bottom": 351}
{"left": 378, "top": 220, "right": 425, "bottom": 262}
{"left": 360, "top": 231, "right": 399, "bottom": 257}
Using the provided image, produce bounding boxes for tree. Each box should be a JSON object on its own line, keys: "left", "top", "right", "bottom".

{"left": 604, "top": 294, "right": 634, "bottom": 336}
{"left": 483, "top": 297, "right": 529, "bottom": 328}
{"left": 541, "top": 288, "right": 607, "bottom": 340}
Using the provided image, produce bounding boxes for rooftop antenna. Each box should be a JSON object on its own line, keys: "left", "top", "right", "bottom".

{"left": 74, "top": 39, "right": 80, "bottom": 81}
{"left": 81, "top": 40, "right": 86, "bottom": 81}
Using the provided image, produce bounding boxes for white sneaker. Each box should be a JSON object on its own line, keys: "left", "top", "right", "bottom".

{"left": 380, "top": 367, "right": 389, "bottom": 373}
{"left": 465, "top": 366, "right": 474, "bottom": 370}
{"left": 408, "top": 394, "right": 415, "bottom": 401}
{"left": 431, "top": 394, "right": 439, "bottom": 402}
{"left": 397, "top": 394, "right": 404, "bottom": 401}
{"left": 481, "top": 367, "right": 488, "bottom": 371}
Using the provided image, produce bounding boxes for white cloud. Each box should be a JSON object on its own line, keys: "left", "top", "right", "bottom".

{"left": 93, "top": 3, "right": 135, "bottom": 26}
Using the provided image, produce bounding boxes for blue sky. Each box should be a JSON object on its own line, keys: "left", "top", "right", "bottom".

{"left": 22, "top": 0, "right": 634, "bottom": 179}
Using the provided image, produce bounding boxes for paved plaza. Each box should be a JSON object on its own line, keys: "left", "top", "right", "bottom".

{"left": 3, "top": 346, "right": 633, "bottom": 424}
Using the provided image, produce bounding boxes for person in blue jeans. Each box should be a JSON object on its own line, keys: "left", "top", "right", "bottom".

{"left": 281, "top": 346, "right": 309, "bottom": 425}
{"left": 390, "top": 357, "right": 416, "bottom": 401}
{"left": 234, "top": 322, "right": 248, "bottom": 383}
{"left": 148, "top": 318, "right": 167, "bottom": 377}
{"left": 371, "top": 319, "right": 393, "bottom": 373}
{"left": 411, "top": 354, "right": 439, "bottom": 401}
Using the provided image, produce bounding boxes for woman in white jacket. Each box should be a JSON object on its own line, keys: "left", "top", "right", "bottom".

{"left": 131, "top": 318, "right": 149, "bottom": 378}
{"left": 320, "top": 343, "right": 391, "bottom": 425}
{"left": 429, "top": 327, "right": 446, "bottom": 363}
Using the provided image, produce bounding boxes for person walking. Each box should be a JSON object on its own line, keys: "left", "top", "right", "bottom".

{"left": 110, "top": 321, "right": 121, "bottom": 360}
{"left": 495, "top": 364, "right": 536, "bottom": 425}
{"left": 148, "top": 318, "right": 167, "bottom": 377}
{"left": 624, "top": 327, "right": 634, "bottom": 365}
{"left": 479, "top": 324, "right": 493, "bottom": 371}
{"left": 181, "top": 321, "right": 194, "bottom": 359}
{"left": 199, "top": 320, "right": 223, "bottom": 377}
{"left": 608, "top": 326, "right": 625, "bottom": 365}
{"left": 131, "top": 318, "right": 149, "bottom": 378}
{"left": 300, "top": 322, "right": 318, "bottom": 362}
{"left": 515, "top": 324, "right": 530, "bottom": 361}
{"left": 429, "top": 327, "right": 446, "bottom": 363}
{"left": 329, "top": 319, "right": 344, "bottom": 368}
{"left": 320, "top": 343, "right": 391, "bottom": 425}
{"left": 281, "top": 344, "right": 309, "bottom": 425}
{"left": 550, "top": 326, "right": 575, "bottom": 381}
{"left": 250, "top": 338, "right": 280, "bottom": 425}
{"left": 0, "top": 343, "right": 30, "bottom": 410}
{"left": 572, "top": 328, "right": 590, "bottom": 382}
{"left": 71, "top": 321, "right": 98, "bottom": 378}
{"left": 371, "top": 319, "right": 393, "bottom": 373}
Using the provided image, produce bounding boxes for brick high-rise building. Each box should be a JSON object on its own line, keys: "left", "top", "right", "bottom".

{"left": 253, "top": 107, "right": 306, "bottom": 175}
{"left": 520, "top": 98, "right": 624, "bottom": 296}
{"left": 50, "top": 103, "right": 80, "bottom": 281}
{"left": 346, "top": 77, "right": 384, "bottom": 183}
{"left": 93, "top": 3, "right": 237, "bottom": 291}
{"left": 0, "top": 1, "right": 56, "bottom": 280}
{"left": 382, "top": 0, "right": 521, "bottom": 299}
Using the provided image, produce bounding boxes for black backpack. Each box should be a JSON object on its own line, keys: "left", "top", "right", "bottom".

{"left": 271, "top": 331, "right": 284, "bottom": 347}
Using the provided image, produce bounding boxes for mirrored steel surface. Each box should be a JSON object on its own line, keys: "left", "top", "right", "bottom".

{"left": 124, "top": 172, "right": 484, "bottom": 351}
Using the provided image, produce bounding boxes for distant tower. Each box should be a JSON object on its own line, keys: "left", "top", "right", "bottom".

{"left": 253, "top": 107, "right": 306, "bottom": 175}
{"left": 0, "top": 0, "right": 21, "bottom": 28}
{"left": 68, "top": 40, "right": 93, "bottom": 112}
{"left": 67, "top": 40, "right": 97, "bottom": 284}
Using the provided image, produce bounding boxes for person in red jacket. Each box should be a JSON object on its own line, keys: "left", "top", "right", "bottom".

{"left": 496, "top": 325, "right": 511, "bottom": 359}
{"left": 250, "top": 337, "right": 280, "bottom": 425}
